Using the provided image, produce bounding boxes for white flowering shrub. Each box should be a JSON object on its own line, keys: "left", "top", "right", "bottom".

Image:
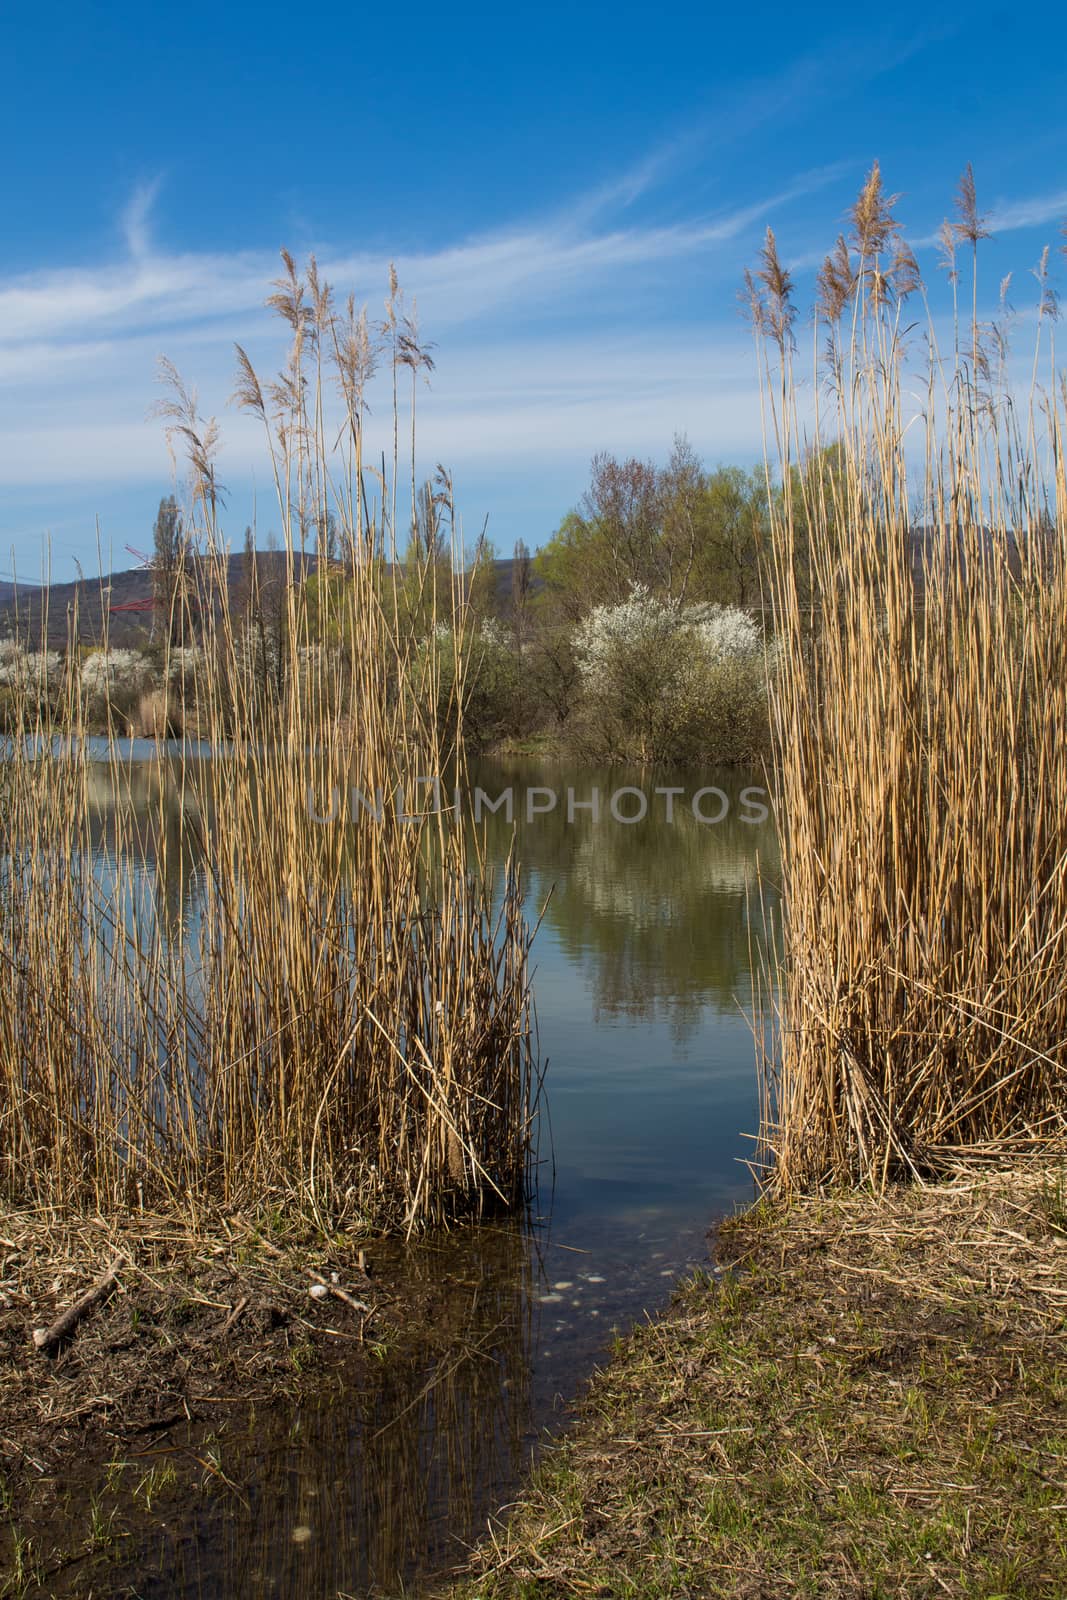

{"left": 293, "top": 642, "right": 348, "bottom": 716}
{"left": 687, "top": 601, "right": 761, "bottom": 661}
{"left": 295, "top": 643, "right": 327, "bottom": 680}
{"left": 165, "top": 646, "right": 204, "bottom": 690}
{"left": 81, "top": 648, "right": 157, "bottom": 727}
{"left": 232, "top": 624, "right": 284, "bottom": 695}
{"left": 572, "top": 585, "right": 768, "bottom": 763}
{"left": 419, "top": 618, "right": 522, "bottom": 749}
{"left": 0, "top": 641, "right": 67, "bottom": 725}
{"left": 0, "top": 644, "right": 63, "bottom": 692}
{"left": 0, "top": 640, "right": 21, "bottom": 682}
{"left": 575, "top": 588, "right": 760, "bottom": 678}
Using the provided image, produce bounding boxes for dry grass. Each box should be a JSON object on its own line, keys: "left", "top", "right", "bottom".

{"left": 0, "top": 257, "right": 536, "bottom": 1231}
{"left": 451, "top": 1165, "right": 1067, "bottom": 1599}
{"left": 748, "top": 165, "right": 1067, "bottom": 1188}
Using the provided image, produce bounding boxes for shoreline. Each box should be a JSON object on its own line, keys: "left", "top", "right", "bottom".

{"left": 446, "top": 1165, "right": 1067, "bottom": 1599}
{"left": 0, "top": 1204, "right": 410, "bottom": 1592}
{"left": 3, "top": 1165, "right": 1064, "bottom": 1595}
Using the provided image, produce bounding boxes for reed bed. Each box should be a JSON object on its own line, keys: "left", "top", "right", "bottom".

{"left": 749, "top": 166, "right": 1067, "bottom": 1190}
{"left": 0, "top": 256, "right": 536, "bottom": 1230}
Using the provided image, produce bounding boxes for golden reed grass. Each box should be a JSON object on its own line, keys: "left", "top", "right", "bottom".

{"left": 750, "top": 165, "right": 1067, "bottom": 1190}
{"left": 0, "top": 255, "right": 536, "bottom": 1230}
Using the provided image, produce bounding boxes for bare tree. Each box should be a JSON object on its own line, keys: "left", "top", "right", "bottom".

{"left": 413, "top": 479, "right": 448, "bottom": 564}
{"left": 316, "top": 509, "right": 339, "bottom": 564}
{"left": 511, "top": 538, "right": 532, "bottom": 645}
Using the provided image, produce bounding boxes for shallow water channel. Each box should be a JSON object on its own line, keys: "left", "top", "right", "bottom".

{"left": 76, "top": 751, "right": 778, "bottom": 1596}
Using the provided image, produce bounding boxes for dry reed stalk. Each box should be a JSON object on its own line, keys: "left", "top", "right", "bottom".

{"left": 749, "top": 165, "right": 1067, "bottom": 1190}
{"left": 0, "top": 259, "right": 536, "bottom": 1231}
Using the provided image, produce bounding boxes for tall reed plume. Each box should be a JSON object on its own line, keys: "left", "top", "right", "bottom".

{"left": 750, "top": 164, "right": 1067, "bottom": 1189}
{"left": 0, "top": 257, "right": 536, "bottom": 1231}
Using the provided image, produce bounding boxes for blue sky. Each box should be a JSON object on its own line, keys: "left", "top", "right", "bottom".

{"left": 2, "top": 1, "right": 1066, "bottom": 580}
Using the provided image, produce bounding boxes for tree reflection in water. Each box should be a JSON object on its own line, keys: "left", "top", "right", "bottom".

{"left": 473, "top": 757, "right": 780, "bottom": 1042}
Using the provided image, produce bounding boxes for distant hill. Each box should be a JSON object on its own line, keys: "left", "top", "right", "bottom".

{"left": 0, "top": 554, "right": 540, "bottom": 650}
{"left": 0, "top": 535, "right": 1033, "bottom": 649}
{"left": 0, "top": 552, "right": 318, "bottom": 650}
{"left": 486, "top": 555, "right": 543, "bottom": 612}
{"left": 0, "top": 579, "right": 36, "bottom": 609}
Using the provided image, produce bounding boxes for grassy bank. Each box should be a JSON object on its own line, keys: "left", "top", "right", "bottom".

{"left": 451, "top": 1166, "right": 1067, "bottom": 1599}
{"left": 442, "top": 160, "right": 1067, "bottom": 1600}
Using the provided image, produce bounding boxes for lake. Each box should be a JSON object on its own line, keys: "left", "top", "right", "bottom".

{"left": 68, "top": 749, "right": 779, "bottom": 1595}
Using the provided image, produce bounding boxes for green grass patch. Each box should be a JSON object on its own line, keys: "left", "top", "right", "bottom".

{"left": 449, "top": 1167, "right": 1067, "bottom": 1599}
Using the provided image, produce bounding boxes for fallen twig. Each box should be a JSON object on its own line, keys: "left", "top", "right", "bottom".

{"left": 218, "top": 1294, "right": 250, "bottom": 1337}
{"left": 31, "top": 1257, "right": 122, "bottom": 1356}
{"left": 306, "top": 1269, "right": 370, "bottom": 1314}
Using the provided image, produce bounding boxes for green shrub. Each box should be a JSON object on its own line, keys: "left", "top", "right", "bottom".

{"left": 570, "top": 585, "right": 769, "bottom": 764}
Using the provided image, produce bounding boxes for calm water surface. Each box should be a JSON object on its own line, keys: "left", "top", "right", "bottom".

{"left": 74, "top": 751, "right": 778, "bottom": 1597}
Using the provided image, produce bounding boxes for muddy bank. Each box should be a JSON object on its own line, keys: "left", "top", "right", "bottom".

{"left": 0, "top": 1204, "right": 520, "bottom": 1596}
{"left": 449, "top": 1165, "right": 1067, "bottom": 1599}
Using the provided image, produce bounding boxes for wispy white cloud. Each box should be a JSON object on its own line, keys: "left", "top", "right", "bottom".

{"left": 0, "top": 320, "right": 769, "bottom": 579}
{"left": 0, "top": 164, "right": 842, "bottom": 357}
{"left": 0, "top": 22, "right": 951, "bottom": 546}
{"left": 0, "top": 338, "right": 118, "bottom": 385}
{"left": 785, "top": 186, "right": 1067, "bottom": 275}
{"left": 0, "top": 254, "right": 266, "bottom": 348}
{"left": 4, "top": 71, "right": 1061, "bottom": 575}
{"left": 987, "top": 190, "right": 1067, "bottom": 235}
{"left": 0, "top": 153, "right": 841, "bottom": 529}
{"left": 121, "top": 177, "right": 164, "bottom": 261}
{"left": 560, "top": 139, "right": 693, "bottom": 225}
{"left": 0, "top": 328, "right": 763, "bottom": 487}
{"left": 906, "top": 189, "right": 1067, "bottom": 252}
